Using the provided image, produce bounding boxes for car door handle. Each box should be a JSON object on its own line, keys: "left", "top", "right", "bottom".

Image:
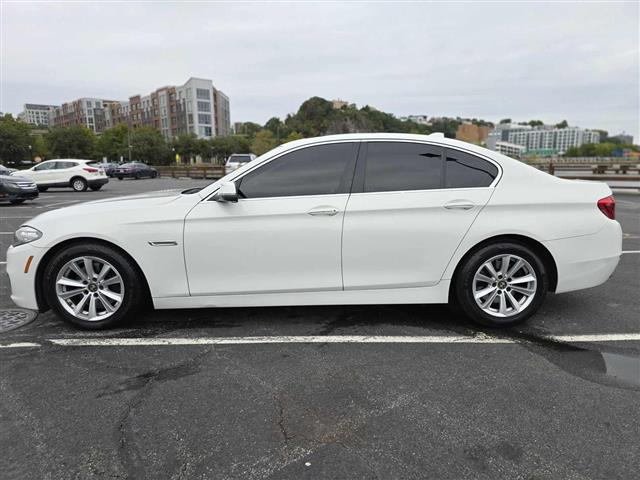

{"left": 307, "top": 207, "right": 340, "bottom": 216}
{"left": 444, "top": 201, "right": 475, "bottom": 210}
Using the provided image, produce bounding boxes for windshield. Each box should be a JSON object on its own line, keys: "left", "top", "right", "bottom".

{"left": 227, "top": 155, "right": 253, "bottom": 164}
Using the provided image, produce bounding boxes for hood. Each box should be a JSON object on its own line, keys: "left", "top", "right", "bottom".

{"left": 85, "top": 188, "right": 188, "bottom": 204}
{"left": 0, "top": 174, "right": 32, "bottom": 182}
{"left": 25, "top": 189, "right": 199, "bottom": 230}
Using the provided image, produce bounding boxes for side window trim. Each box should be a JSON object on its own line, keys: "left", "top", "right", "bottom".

{"left": 226, "top": 140, "right": 361, "bottom": 200}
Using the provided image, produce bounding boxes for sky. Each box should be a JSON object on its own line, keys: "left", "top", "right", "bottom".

{"left": 1, "top": 1, "right": 638, "bottom": 140}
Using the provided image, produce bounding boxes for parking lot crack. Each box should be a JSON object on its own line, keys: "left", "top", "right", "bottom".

{"left": 276, "top": 397, "right": 295, "bottom": 445}
{"left": 112, "top": 348, "right": 214, "bottom": 478}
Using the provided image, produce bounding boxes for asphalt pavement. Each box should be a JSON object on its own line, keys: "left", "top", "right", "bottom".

{"left": 1, "top": 178, "right": 638, "bottom": 479}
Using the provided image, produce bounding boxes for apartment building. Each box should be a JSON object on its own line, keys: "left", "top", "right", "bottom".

{"left": 455, "top": 123, "right": 492, "bottom": 144}
{"left": 18, "top": 104, "right": 57, "bottom": 126}
{"left": 494, "top": 141, "right": 526, "bottom": 159}
{"left": 37, "top": 77, "right": 231, "bottom": 139}
{"left": 399, "top": 114, "right": 429, "bottom": 125}
{"left": 49, "top": 98, "right": 118, "bottom": 134}
{"left": 487, "top": 123, "right": 600, "bottom": 154}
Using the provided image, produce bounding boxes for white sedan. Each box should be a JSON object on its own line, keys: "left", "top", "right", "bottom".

{"left": 6, "top": 133, "right": 621, "bottom": 329}
{"left": 13, "top": 159, "right": 109, "bottom": 192}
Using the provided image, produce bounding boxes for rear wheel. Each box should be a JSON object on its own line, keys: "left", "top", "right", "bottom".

{"left": 9, "top": 199, "right": 25, "bottom": 204}
{"left": 117, "top": 177, "right": 123, "bottom": 180}
{"left": 71, "top": 177, "right": 88, "bottom": 192}
{"left": 38, "top": 186, "right": 48, "bottom": 192}
{"left": 454, "top": 242, "right": 547, "bottom": 327}
{"left": 43, "top": 243, "right": 146, "bottom": 329}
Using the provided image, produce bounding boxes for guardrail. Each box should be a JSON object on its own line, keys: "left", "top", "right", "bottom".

{"left": 531, "top": 162, "right": 640, "bottom": 175}
{"left": 151, "top": 163, "right": 638, "bottom": 191}
{"left": 154, "top": 165, "right": 226, "bottom": 179}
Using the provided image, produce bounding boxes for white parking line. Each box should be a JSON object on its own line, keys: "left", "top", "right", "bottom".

{"left": 0, "top": 333, "right": 637, "bottom": 349}
{"left": 0, "top": 342, "right": 40, "bottom": 348}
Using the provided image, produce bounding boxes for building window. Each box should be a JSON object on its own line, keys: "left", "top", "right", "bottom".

{"left": 197, "top": 101, "right": 211, "bottom": 112}
{"left": 196, "top": 88, "right": 210, "bottom": 100}
{"left": 198, "top": 114, "right": 211, "bottom": 124}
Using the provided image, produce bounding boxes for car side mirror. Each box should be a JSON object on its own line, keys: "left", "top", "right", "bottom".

{"left": 213, "top": 182, "right": 238, "bottom": 203}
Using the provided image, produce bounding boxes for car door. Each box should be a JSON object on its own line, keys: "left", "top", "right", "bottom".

{"left": 341, "top": 142, "right": 499, "bottom": 290}
{"left": 22, "top": 161, "right": 58, "bottom": 185}
{"left": 53, "top": 161, "right": 78, "bottom": 185}
{"left": 183, "top": 141, "right": 359, "bottom": 296}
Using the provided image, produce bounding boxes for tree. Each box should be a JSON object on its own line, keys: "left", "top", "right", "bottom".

{"left": 555, "top": 120, "right": 569, "bottom": 129}
{"left": 284, "top": 131, "right": 304, "bottom": 143}
{"left": 234, "top": 122, "right": 262, "bottom": 138}
{"left": 130, "top": 127, "right": 169, "bottom": 164}
{"left": 209, "top": 135, "right": 252, "bottom": 163}
{"left": 96, "top": 124, "right": 129, "bottom": 162}
{"left": 0, "top": 114, "right": 32, "bottom": 165}
{"left": 46, "top": 126, "right": 96, "bottom": 159}
{"left": 32, "top": 135, "right": 50, "bottom": 160}
{"left": 171, "top": 133, "right": 200, "bottom": 163}
{"left": 499, "top": 118, "right": 511, "bottom": 124}
{"left": 528, "top": 120, "right": 544, "bottom": 127}
{"left": 251, "top": 130, "right": 277, "bottom": 156}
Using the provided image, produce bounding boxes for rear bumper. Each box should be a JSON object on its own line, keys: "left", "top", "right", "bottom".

{"left": 88, "top": 178, "right": 109, "bottom": 187}
{"left": 545, "top": 220, "right": 622, "bottom": 293}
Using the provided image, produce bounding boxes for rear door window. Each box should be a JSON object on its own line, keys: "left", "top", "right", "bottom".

{"left": 363, "top": 142, "right": 443, "bottom": 193}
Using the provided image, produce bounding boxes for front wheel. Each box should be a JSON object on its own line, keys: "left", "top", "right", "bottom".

{"left": 43, "top": 243, "right": 146, "bottom": 329}
{"left": 71, "top": 177, "right": 88, "bottom": 192}
{"left": 9, "top": 199, "right": 26, "bottom": 204}
{"left": 454, "top": 242, "right": 548, "bottom": 327}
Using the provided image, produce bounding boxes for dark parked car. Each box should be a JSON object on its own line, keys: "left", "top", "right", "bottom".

{"left": 115, "top": 162, "right": 158, "bottom": 180}
{"left": 0, "top": 165, "right": 18, "bottom": 175}
{"left": 101, "top": 162, "right": 121, "bottom": 177}
{"left": 0, "top": 174, "right": 39, "bottom": 204}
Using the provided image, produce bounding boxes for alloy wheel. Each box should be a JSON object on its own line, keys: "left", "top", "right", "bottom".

{"left": 472, "top": 254, "right": 537, "bottom": 317}
{"left": 55, "top": 256, "right": 124, "bottom": 321}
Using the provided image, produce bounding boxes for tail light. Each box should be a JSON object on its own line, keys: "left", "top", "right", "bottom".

{"left": 597, "top": 195, "right": 615, "bottom": 220}
{"left": 83, "top": 167, "right": 98, "bottom": 173}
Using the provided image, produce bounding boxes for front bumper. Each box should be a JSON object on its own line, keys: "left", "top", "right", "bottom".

{"left": 6, "top": 243, "right": 45, "bottom": 310}
{"left": 1, "top": 186, "right": 39, "bottom": 201}
{"left": 545, "top": 220, "right": 622, "bottom": 294}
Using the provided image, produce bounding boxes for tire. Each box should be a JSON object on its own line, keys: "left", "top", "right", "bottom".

{"left": 151, "top": 171, "right": 158, "bottom": 179}
{"left": 9, "top": 199, "right": 26, "bottom": 204}
{"left": 38, "top": 186, "right": 48, "bottom": 192}
{"left": 90, "top": 185, "right": 102, "bottom": 191}
{"left": 42, "top": 243, "right": 146, "bottom": 329}
{"left": 71, "top": 177, "right": 88, "bottom": 192}
{"left": 117, "top": 177, "right": 123, "bottom": 180}
{"left": 454, "top": 242, "right": 548, "bottom": 327}
{"left": 134, "top": 173, "right": 140, "bottom": 180}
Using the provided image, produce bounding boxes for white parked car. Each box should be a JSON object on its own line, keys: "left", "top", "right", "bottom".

{"left": 13, "top": 159, "right": 109, "bottom": 192}
{"left": 225, "top": 153, "right": 257, "bottom": 173}
{"left": 7, "top": 133, "right": 621, "bottom": 329}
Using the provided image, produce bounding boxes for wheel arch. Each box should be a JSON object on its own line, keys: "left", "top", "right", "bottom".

{"left": 35, "top": 237, "right": 152, "bottom": 312}
{"left": 69, "top": 175, "right": 88, "bottom": 187}
{"left": 448, "top": 234, "right": 558, "bottom": 303}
